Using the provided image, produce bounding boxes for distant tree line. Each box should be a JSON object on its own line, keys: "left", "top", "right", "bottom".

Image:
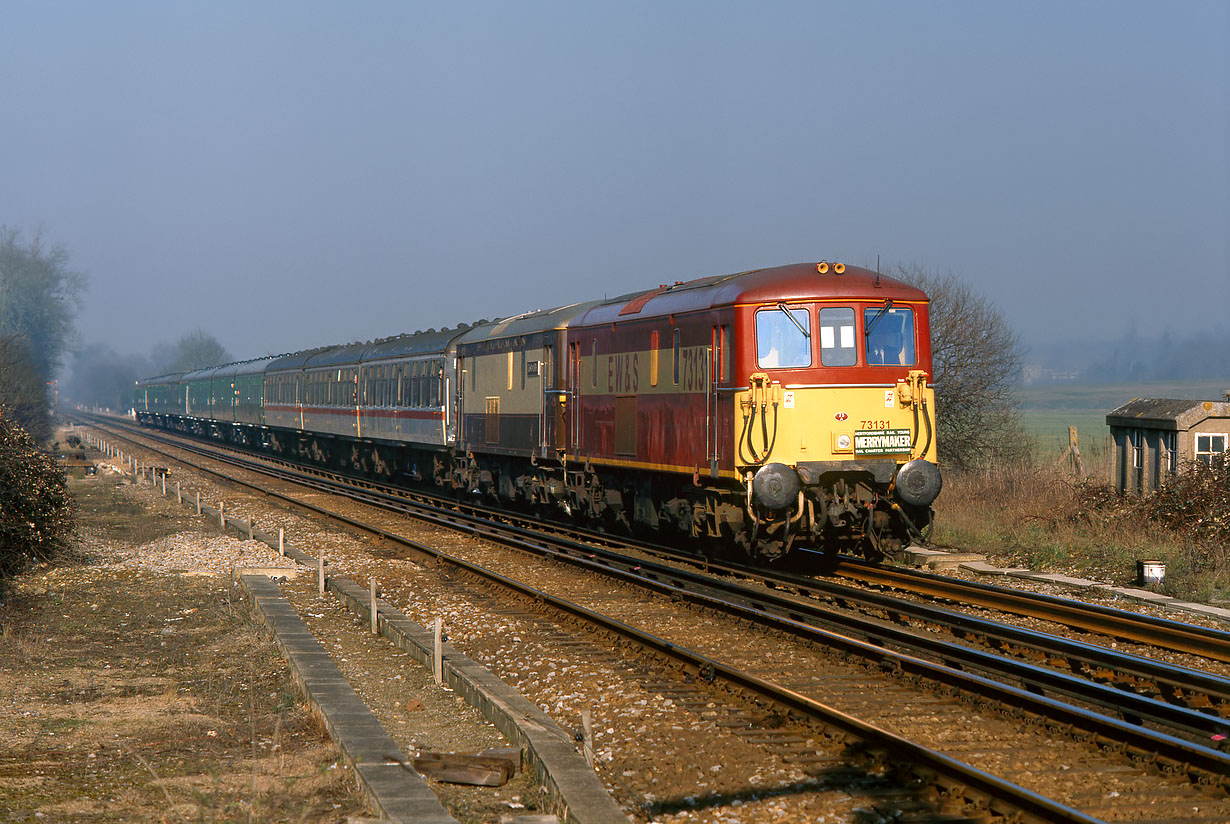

{"left": 65, "top": 328, "right": 233, "bottom": 412}
{"left": 1085, "top": 327, "right": 1230, "bottom": 383}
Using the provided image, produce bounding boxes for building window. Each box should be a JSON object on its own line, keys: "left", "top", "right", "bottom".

{"left": 1164, "top": 431, "right": 1177, "bottom": 473}
{"left": 1195, "top": 433, "right": 1228, "bottom": 466}
{"left": 1131, "top": 429, "right": 1143, "bottom": 469}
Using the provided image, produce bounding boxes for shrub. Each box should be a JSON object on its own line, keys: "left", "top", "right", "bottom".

{"left": 1077, "top": 459, "right": 1230, "bottom": 545}
{"left": 1138, "top": 458, "right": 1230, "bottom": 545}
{"left": 0, "top": 408, "right": 74, "bottom": 579}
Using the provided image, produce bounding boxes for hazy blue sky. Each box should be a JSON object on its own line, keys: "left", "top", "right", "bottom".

{"left": 3, "top": 2, "right": 1227, "bottom": 365}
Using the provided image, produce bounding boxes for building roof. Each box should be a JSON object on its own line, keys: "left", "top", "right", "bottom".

{"left": 1106, "top": 397, "right": 1230, "bottom": 430}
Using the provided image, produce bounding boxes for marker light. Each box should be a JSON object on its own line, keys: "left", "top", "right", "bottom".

{"left": 835, "top": 433, "right": 852, "bottom": 451}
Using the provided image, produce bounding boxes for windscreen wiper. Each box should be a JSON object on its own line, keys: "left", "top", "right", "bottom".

{"left": 776, "top": 303, "right": 810, "bottom": 338}
{"left": 864, "top": 298, "right": 894, "bottom": 337}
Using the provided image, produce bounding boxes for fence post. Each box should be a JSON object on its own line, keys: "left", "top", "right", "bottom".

{"left": 434, "top": 617, "right": 443, "bottom": 685}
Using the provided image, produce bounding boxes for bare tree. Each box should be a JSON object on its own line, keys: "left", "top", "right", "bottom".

{"left": 891, "top": 263, "right": 1027, "bottom": 471}
{"left": 154, "top": 329, "right": 233, "bottom": 373}
{"left": 0, "top": 334, "right": 52, "bottom": 442}
{"left": 0, "top": 227, "right": 85, "bottom": 378}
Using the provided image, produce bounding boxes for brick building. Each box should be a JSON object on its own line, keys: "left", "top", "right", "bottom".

{"left": 1105, "top": 396, "right": 1230, "bottom": 493}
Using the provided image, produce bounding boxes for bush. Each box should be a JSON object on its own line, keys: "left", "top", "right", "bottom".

{"left": 0, "top": 409, "right": 74, "bottom": 579}
{"left": 1078, "top": 459, "right": 1230, "bottom": 545}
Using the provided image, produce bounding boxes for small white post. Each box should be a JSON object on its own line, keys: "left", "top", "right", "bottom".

{"left": 195, "top": 491, "right": 201, "bottom": 515}
{"left": 219, "top": 501, "right": 225, "bottom": 530}
{"left": 370, "top": 579, "right": 378, "bottom": 634}
{"left": 278, "top": 528, "right": 284, "bottom": 556}
{"left": 581, "top": 709, "right": 595, "bottom": 766}
{"left": 161, "top": 472, "right": 166, "bottom": 496}
{"left": 317, "top": 547, "right": 325, "bottom": 595}
{"left": 433, "top": 617, "right": 443, "bottom": 685}
{"left": 247, "top": 517, "right": 254, "bottom": 541}
{"left": 176, "top": 482, "right": 182, "bottom": 504}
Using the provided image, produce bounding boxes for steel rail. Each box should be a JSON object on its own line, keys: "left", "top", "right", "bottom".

{"left": 91, "top": 416, "right": 1230, "bottom": 711}
{"left": 830, "top": 558, "right": 1230, "bottom": 663}
{"left": 88, "top": 416, "right": 1230, "bottom": 781}
{"left": 704, "top": 561, "right": 1230, "bottom": 712}
{"left": 83, "top": 418, "right": 1107, "bottom": 824}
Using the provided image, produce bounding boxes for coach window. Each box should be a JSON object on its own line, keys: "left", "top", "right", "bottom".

{"left": 864, "top": 306, "right": 915, "bottom": 366}
{"left": 591, "top": 339, "right": 598, "bottom": 389}
{"left": 758, "top": 305, "right": 812, "bottom": 368}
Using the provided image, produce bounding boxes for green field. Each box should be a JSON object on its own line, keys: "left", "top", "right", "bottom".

{"left": 1020, "top": 379, "right": 1230, "bottom": 458}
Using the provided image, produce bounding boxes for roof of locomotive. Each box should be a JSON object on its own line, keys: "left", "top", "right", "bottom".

{"left": 454, "top": 300, "right": 603, "bottom": 346}
{"left": 576, "top": 263, "right": 928, "bottom": 326}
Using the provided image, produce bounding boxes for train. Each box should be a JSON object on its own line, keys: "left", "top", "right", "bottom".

{"left": 132, "top": 262, "right": 941, "bottom": 562}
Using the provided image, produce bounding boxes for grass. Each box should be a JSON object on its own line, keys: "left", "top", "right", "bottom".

{"left": 1020, "top": 376, "right": 1229, "bottom": 464}
{"left": 0, "top": 473, "right": 367, "bottom": 822}
{"left": 932, "top": 459, "right": 1230, "bottom": 604}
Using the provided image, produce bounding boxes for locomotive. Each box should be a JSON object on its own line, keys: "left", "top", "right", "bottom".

{"left": 133, "top": 262, "right": 941, "bottom": 561}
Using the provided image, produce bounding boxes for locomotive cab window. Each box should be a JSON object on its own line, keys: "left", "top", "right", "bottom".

{"left": 864, "top": 306, "right": 915, "bottom": 366}
{"left": 756, "top": 306, "right": 812, "bottom": 368}
{"left": 817, "top": 307, "right": 856, "bottom": 366}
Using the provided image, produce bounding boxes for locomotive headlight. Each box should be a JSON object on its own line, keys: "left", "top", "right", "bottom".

{"left": 833, "top": 433, "right": 853, "bottom": 453}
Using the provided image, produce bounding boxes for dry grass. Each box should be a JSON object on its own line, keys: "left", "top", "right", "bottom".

{"left": 932, "top": 458, "right": 1230, "bottom": 604}
{"left": 0, "top": 474, "right": 368, "bottom": 822}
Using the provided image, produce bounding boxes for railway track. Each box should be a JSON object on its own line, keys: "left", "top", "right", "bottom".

{"left": 84, "top": 417, "right": 1230, "bottom": 739}
{"left": 82, "top": 415, "right": 1230, "bottom": 822}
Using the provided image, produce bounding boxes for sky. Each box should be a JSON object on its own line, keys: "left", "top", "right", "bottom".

{"left": 2, "top": 1, "right": 1227, "bottom": 366}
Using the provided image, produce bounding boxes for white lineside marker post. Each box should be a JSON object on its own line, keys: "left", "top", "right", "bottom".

{"left": 581, "top": 709, "right": 595, "bottom": 767}
{"left": 278, "top": 528, "right": 284, "bottom": 556}
{"left": 370, "top": 579, "right": 378, "bottom": 634}
{"left": 317, "top": 548, "right": 325, "bottom": 596}
{"left": 161, "top": 472, "right": 166, "bottom": 496}
{"left": 196, "top": 491, "right": 201, "bottom": 515}
{"left": 219, "top": 502, "right": 225, "bottom": 530}
{"left": 433, "top": 617, "right": 443, "bottom": 685}
{"left": 247, "top": 517, "right": 254, "bottom": 541}
{"left": 177, "top": 482, "right": 182, "bottom": 504}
